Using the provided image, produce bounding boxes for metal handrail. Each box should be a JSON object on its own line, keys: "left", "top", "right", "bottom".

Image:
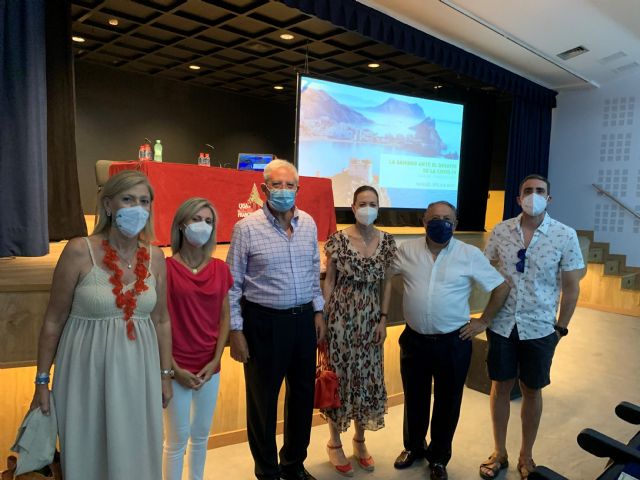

{"left": 592, "top": 184, "right": 640, "bottom": 221}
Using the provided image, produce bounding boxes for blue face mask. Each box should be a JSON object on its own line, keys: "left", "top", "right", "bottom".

{"left": 426, "top": 219, "right": 454, "bottom": 244}
{"left": 268, "top": 188, "right": 296, "bottom": 212}
{"left": 114, "top": 206, "right": 149, "bottom": 238}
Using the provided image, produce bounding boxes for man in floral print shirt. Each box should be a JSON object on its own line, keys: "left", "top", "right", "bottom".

{"left": 478, "top": 174, "right": 585, "bottom": 480}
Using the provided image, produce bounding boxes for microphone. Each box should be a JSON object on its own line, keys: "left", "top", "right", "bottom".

{"left": 144, "top": 137, "right": 152, "bottom": 145}
{"left": 205, "top": 144, "right": 222, "bottom": 167}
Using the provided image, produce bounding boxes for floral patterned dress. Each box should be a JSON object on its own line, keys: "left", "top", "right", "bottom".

{"left": 321, "top": 230, "right": 397, "bottom": 432}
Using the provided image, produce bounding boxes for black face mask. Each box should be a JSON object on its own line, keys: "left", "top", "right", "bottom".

{"left": 426, "top": 219, "right": 454, "bottom": 244}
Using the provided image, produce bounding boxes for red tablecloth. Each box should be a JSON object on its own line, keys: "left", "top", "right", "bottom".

{"left": 108, "top": 161, "right": 337, "bottom": 245}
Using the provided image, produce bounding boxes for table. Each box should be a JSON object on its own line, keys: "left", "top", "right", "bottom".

{"left": 109, "top": 161, "right": 337, "bottom": 245}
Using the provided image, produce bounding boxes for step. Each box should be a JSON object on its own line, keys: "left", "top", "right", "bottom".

{"left": 620, "top": 266, "right": 640, "bottom": 291}
{"left": 621, "top": 272, "right": 640, "bottom": 291}
{"left": 576, "top": 230, "right": 595, "bottom": 242}
{"left": 588, "top": 247, "right": 605, "bottom": 263}
{"left": 579, "top": 230, "right": 640, "bottom": 291}
{"left": 588, "top": 241, "right": 613, "bottom": 264}
{"left": 604, "top": 258, "right": 621, "bottom": 275}
{"left": 602, "top": 254, "right": 627, "bottom": 276}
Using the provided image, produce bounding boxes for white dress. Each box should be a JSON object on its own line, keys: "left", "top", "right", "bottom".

{"left": 52, "top": 238, "right": 162, "bottom": 480}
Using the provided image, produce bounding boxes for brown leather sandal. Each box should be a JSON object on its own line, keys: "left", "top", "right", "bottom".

{"left": 517, "top": 457, "right": 537, "bottom": 479}
{"left": 479, "top": 452, "right": 508, "bottom": 479}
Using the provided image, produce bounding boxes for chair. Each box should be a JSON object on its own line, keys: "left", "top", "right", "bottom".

{"left": 529, "top": 401, "right": 640, "bottom": 480}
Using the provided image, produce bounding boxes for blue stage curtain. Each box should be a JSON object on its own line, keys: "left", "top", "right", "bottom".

{"left": 503, "top": 97, "right": 552, "bottom": 219}
{"left": 282, "top": 0, "right": 558, "bottom": 225}
{"left": 0, "top": 0, "right": 49, "bottom": 256}
{"left": 46, "top": 0, "right": 87, "bottom": 241}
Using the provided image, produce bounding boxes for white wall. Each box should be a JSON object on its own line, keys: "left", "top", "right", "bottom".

{"left": 548, "top": 71, "right": 640, "bottom": 266}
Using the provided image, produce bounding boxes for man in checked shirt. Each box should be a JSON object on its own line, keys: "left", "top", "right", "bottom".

{"left": 226, "top": 159, "right": 326, "bottom": 480}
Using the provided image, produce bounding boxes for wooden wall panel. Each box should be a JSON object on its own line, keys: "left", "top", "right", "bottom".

{"left": 0, "top": 367, "right": 38, "bottom": 460}
{"left": 1, "top": 326, "right": 406, "bottom": 459}
{"left": 578, "top": 263, "right": 640, "bottom": 316}
{"left": 0, "top": 293, "right": 49, "bottom": 366}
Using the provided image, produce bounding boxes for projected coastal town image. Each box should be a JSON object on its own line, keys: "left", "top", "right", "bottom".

{"left": 297, "top": 76, "right": 464, "bottom": 209}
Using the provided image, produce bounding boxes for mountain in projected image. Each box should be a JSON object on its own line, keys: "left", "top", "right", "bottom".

{"left": 299, "top": 85, "right": 457, "bottom": 158}
{"left": 410, "top": 117, "right": 450, "bottom": 158}
{"left": 366, "top": 97, "right": 425, "bottom": 119}
{"left": 300, "top": 88, "right": 373, "bottom": 127}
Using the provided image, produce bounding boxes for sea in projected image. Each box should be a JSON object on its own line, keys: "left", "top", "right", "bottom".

{"left": 297, "top": 77, "right": 464, "bottom": 208}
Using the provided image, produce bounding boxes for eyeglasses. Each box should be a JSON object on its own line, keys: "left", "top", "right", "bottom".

{"left": 516, "top": 248, "right": 526, "bottom": 273}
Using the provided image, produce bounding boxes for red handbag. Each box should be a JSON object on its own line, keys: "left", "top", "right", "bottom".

{"left": 313, "top": 342, "right": 341, "bottom": 409}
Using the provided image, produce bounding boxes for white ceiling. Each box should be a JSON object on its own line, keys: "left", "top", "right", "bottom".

{"left": 358, "top": 0, "right": 640, "bottom": 91}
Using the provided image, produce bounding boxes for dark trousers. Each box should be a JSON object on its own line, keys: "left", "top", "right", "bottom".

{"left": 399, "top": 325, "right": 472, "bottom": 466}
{"left": 242, "top": 301, "right": 317, "bottom": 480}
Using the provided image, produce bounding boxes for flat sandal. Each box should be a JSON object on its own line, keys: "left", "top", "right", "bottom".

{"left": 479, "top": 452, "right": 508, "bottom": 479}
{"left": 517, "top": 457, "right": 536, "bottom": 479}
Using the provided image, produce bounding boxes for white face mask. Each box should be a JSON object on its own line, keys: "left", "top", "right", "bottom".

{"left": 114, "top": 206, "right": 149, "bottom": 238}
{"left": 184, "top": 221, "right": 213, "bottom": 247}
{"left": 521, "top": 193, "right": 548, "bottom": 216}
{"left": 355, "top": 206, "right": 378, "bottom": 226}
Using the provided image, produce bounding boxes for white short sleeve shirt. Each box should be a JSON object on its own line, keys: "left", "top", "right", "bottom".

{"left": 484, "top": 213, "right": 585, "bottom": 340}
{"left": 389, "top": 237, "right": 505, "bottom": 335}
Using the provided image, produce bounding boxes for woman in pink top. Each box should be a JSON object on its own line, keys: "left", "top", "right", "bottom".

{"left": 163, "top": 197, "right": 233, "bottom": 480}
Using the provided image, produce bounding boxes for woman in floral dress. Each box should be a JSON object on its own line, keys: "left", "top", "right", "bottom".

{"left": 322, "top": 185, "right": 397, "bottom": 476}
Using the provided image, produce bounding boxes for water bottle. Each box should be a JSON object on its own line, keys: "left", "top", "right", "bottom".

{"left": 197, "top": 152, "right": 205, "bottom": 166}
{"left": 145, "top": 144, "right": 152, "bottom": 160}
{"left": 138, "top": 145, "right": 146, "bottom": 161}
{"left": 203, "top": 153, "right": 210, "bottom": 167}
{"left": 154, "top": 140, "right": 163, "bottom": 162}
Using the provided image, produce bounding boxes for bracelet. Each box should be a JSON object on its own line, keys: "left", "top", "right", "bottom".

{"left": 160, "top": 368, "right": 175, "bottom": 379}
{"left": 34, "top": 372, "right": 50, "bottom": 385}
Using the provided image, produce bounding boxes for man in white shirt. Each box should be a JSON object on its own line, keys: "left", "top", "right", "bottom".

{"left": 478, "top": 175, "right": 584, "bottom": 480}
{"left": 386, "top": 201, "right": 510, "bottom": 480}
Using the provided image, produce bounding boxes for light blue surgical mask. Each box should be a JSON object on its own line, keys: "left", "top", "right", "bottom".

{"left": 114, "top": 206, "right": 149, "bottom": 238}
{"left": 355, "top": 206, "right": 378, "bottom": 226}
{"left": 184, "top": 221, "right": 213, "bottom": 247}
{"left": 268, "top": 188, "right": 296, "bottom": 212}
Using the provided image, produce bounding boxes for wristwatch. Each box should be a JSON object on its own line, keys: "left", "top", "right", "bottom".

{"left": 553, "top": 325, "right": 569, "bottom": 337}
{"left": 160, "top": 368, "right": 175, "bottom": 379}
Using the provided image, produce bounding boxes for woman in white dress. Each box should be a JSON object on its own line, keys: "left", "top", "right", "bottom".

{"left": 32, "top": 170, "right": 173, "bottom": 480}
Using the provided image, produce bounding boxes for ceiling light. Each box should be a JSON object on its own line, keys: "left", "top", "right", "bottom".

{"left": 108, "top": 18, "right": 119, "bottom": 26}
{"left": 189, "top": 65, "right": 201, "bottom": 70}
{"left": 273, "top": 85, "right": 284, "bottom": 90}
{"left": 246, "top": 42, "right": 270, "bottom": 53}
{"left": 367, "top": 63, "right": 381, "bottom": 69}
{"left": 279, "top": 33, "right": 295, "bottom": 40}
{"left": 433, "top": 85, "right": 443, "bottom": 90}
{"left": 72, "top": 36, "right": 85, "bottom": 43}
